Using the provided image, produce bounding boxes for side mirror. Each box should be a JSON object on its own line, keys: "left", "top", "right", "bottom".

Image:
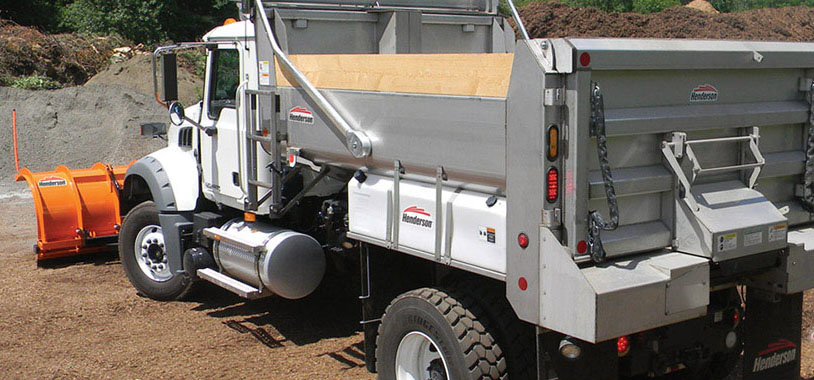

{"left": 169, "top": 102, "right": 185, "bottom": 126}
{"left": 160, "top": 53, "right": 178, "bottom": 103}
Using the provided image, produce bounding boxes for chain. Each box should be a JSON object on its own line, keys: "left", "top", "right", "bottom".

{"left": 587, "top": 83, "right": 619, "bottom": 263}
{"left": 802, "top": 82, "right": 814, "bottom": 210}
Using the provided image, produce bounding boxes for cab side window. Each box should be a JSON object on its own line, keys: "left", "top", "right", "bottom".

{"left": 208, "top": 49, "right": 240, "bottom": 119}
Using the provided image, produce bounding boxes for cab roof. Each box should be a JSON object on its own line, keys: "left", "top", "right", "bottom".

{"left": 203, "top": 20, "right": 254, "bottom": 42}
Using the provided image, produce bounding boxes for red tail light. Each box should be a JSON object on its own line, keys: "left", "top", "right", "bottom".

{"left": 547, "top": 168, "right": 559, "bottom": 203}
{"left": 617, "top": 336, "right": 630, "bottom": 357}
{"left": 517, "top": 233, "right": 529, "bottom": 249}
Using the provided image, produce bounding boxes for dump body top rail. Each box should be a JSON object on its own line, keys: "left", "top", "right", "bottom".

{"left": 262, "top": 0, "right": 498, "bottom": 14}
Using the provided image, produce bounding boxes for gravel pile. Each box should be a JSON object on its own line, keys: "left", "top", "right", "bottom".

{"left": 86, "top": 53, "right": 203, "bottom": 106}
{"left": 0, "top": 85, "right": 167, "bottom": 182}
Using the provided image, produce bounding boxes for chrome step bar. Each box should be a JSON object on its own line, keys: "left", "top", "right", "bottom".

{"left": 197, "top": 268, "right": 269, "bottom": 300}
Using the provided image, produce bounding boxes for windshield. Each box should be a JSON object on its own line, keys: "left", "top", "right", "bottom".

{"left": 208, "top": 49, "right": 239, "bottom": 119}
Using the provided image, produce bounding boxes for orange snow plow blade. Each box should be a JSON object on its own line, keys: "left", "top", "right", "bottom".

{"left": 15, "top": 163, "right": 131, "bottom": 262}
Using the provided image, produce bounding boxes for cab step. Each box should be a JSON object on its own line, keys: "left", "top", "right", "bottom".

{"left": 196, "top": 268, "right": 269, "bottom": 300}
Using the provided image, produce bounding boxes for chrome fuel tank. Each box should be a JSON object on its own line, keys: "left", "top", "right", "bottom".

{"left": 212, "top": 220, "right": 326, "bottom": 299}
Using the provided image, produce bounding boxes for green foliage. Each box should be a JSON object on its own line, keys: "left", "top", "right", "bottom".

{"left": 161, "top": 0, "right": 236, "bottom": 43}
{"left": 561, "top": 0, "right": 633, "bottom": 12}
{"left": 498, "top": 0, "right": 534, "bottom": 15}
{"left": 178, "top": 49, "right": 207, "bottom": 79}
{"left": 4, "top": 0, "right": 237, "bottom": 45}
{"left": 10, "top": 75, "right": 62, "bottom": 90}
{"left": 702, "top": 0, "right": 731, "bottom": 12}
{"left": 633, "top": 0, "right": 680, "bottom": 13}
{"left": 0, "top": 0, "right": 72, "bottom": 32}
{"left": 730, "top": 0, "right": 814, "bottom": 11}
{"left": 60, "top": 0, "right": 166, "bottom": 44}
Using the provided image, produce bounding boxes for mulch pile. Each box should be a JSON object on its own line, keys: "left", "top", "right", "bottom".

{"left": 0, "top": 20, "right": 127, "bottom": 86}
{"left": 520, "top": 2, "right": 814, "bottom": 41}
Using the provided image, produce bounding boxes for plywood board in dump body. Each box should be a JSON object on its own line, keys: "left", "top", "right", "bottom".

{"left": 275, "top": 53, "right": 514, "bottom": 98}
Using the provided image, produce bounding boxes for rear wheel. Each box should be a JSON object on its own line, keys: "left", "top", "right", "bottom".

{"left": 376, "top": 287, "right": 508, "bottom": 380}
{"left": 119, "top": 201, "right": 191, "bottom": 301}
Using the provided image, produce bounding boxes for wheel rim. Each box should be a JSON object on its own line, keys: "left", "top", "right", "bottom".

{"left": 134, "top": 224, "right": 172, "bottom": 282}
{"left": 395, "top": 331, "right": 450, "bottom": 380}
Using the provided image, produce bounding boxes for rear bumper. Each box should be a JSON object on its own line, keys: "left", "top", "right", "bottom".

{"left": 539, "top": 227, "right": 709, "bottom": 343}
{"left": 538, "top": 226, "right": 814, "bottom": 344}
{"left": 748, "top": 227, "right": 814, "bottom": 294}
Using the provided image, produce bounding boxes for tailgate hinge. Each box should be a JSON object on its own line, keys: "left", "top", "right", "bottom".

{"left": 544, "top": 88, "right": 565, "bottom": 106}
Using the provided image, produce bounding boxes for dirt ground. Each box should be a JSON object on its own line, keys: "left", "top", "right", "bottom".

{"left": 1, "top": 192, "right": 814, "bottom": 380}
{"left": 0, "top": 195, "right": 376, "bottom": 380}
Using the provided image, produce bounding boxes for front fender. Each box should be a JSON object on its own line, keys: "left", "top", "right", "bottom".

{"left": 125, "top": 147, "right": 199, "bottom": 212}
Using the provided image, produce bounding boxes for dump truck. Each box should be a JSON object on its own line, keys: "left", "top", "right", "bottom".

{"left": 15, "top": 0, "right": 814, "bottom": 379}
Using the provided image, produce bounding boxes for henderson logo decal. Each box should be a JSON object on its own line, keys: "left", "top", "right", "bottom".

{"left": 752, "top": 339, "right": 797, "bottom": 373}
{"left": 289, "top": 106, "right": 314, "bottom": 124}
{"left": 402, "top": 206, "right": 433, "bottom": 228}
{"left": 690, "top": 84, "right": 719, "bottom": 102}
{"left": 38, "top": 176, "right": 67, "bottom": 188}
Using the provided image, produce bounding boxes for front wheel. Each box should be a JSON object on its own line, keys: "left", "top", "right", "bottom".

{"left": 376, "top": 287, "right": 508, "bottom": 380}
{"left": 119, "top": 201, "right": 191, "bottom": 301}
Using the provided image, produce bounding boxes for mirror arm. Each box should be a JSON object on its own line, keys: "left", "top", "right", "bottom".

{"left": 185, "top": 116, "right": 217, "bottom": 136}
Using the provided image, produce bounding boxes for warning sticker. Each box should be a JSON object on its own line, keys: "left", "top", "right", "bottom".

{"left": 744, "top": 231, "right": 763, "bottom": 247}
{"left": 479, "top": 226, "right": 496, "bottom": 244}
{"left": 718, "top": 233, "right": 737, "bottom": 252}
{"left": 769, "top": 224, "right": 788, "bottom": 242}
{"left": 259, "top": 61, "right": 271, "bottom": 86}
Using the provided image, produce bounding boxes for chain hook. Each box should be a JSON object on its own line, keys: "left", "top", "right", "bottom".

{"left": 587, "top": 83, "right": 619, "bottom": 263}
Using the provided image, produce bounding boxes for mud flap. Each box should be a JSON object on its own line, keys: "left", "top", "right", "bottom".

{"left": 743, "top": 290, "right": 802, "bottom": 380}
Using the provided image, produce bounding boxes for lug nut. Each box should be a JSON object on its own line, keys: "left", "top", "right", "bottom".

{"left": 142, "top": 245, "right": 148, "bottom": 250}
{"left": 158, "top": 265, "right": 164, "bottom": 270}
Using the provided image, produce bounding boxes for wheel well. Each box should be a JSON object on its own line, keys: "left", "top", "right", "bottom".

{"left": 362, "top": 245, "right": 518, "bottom": 372}
{"left": 121, "top": 175, "right": 153, "bottom": 216}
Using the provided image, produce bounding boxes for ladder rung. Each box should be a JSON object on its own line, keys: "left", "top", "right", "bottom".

{"left": 248, "top": 134, "right": 275, "bottom": 143}
{"left": 245, "top": 88, "right": 277, "bottom": 96}
{"left": 249, "top": 180, "right": 275, "bottom": 189}
{"left": 696, "top": 162, "right": 763, "bottom": 176}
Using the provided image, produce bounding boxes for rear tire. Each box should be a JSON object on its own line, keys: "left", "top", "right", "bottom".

{"left": 119, "top": 201, "right": 191, "bottom": 301}
{"left": 376, "top": 287, "right": 508, "bottom": 380}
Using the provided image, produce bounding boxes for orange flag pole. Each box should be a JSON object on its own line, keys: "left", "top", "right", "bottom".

{"left": 12, "top": 109, "right": 20, "bottom": 172}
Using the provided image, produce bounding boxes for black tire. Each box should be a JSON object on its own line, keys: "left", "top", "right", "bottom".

{"left": 376, "top": 287, "right": 508, "bottom": 380}
{"left": 452, "top": 280, "right": 537, "bottom": 380}
{"left": 119, "top": 201, "right": 191, "bottom": 301}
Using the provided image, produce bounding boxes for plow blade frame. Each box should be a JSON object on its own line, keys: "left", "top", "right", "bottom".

{"left": 16, "top": 163, "right": 130, "bottom": 261}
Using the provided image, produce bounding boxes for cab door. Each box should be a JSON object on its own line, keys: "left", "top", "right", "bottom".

{"left": 200, "top": 47, "right": 243, "bottom": 205}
